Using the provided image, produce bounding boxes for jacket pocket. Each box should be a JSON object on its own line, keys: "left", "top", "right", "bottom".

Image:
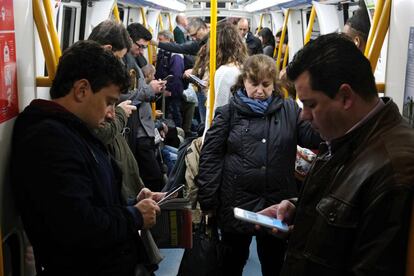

{"left": 303, "top": 195, "right": 358, "bottom": 270}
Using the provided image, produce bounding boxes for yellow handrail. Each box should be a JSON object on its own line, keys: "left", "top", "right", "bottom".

{"left": 208, "top": 0, "right": 218, "bottom": 125}
{"left": 364, "top": 0, "right": 384, "bottom": 57}
{"left": 258, "top": 14, "right": 264, "bottom": 33}
{"left": 36, "top": 77, "right": 53, "bottom": 87}
{"left": 167, "top": 13, "right": 173, "bottom": 32}
{"left": 304, "top": 6, "right": 316, "bottom": 45}
{"left": 367, "top": 0, "right": 391, "bottom": 72}
{"left": 282, "top": 46, "right": 289, "bottom": 69}
{"left": 113, "top": 3, "right": 121, "bottom": 23}
{"left": 33, "top": 0, "right": 57, "bottom": 80}
{"left": 158, "top": 14, "right": 164, "bottom": 31}
{"left": 139, "top": 7, "right": 156, "bottom": 118}
{"left": 42, "top": 0, "right": 61, "bottom": 62}
{"left": 276, "top": 9, "right": 290, "bottom": 72}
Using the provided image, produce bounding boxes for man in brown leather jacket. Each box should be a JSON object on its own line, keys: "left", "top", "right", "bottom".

{"left": 259, "top": 33, "right": 414, "bottom": 275}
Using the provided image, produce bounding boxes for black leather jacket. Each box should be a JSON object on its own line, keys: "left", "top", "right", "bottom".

{"left": 282, "top": 98, "right": 414, "bottom": 276}
{"left": 197, "top": 93, "right": 321, "bottom": 233}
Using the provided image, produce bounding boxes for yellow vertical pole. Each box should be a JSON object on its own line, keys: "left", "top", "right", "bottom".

{"left": 282, "top": 46, "right": 289, "bottom": 69}
{"left": 158, "top": 14, "right": 164, "bottom": 31}
{"left": 167, "top": 13, "right": 173, "bottom": 32}
{"left": 33, "top": 0, "right": 57, "bottom": 79}
{"left": 42, "top": 0, "right": 61, "bottom": 61}
{"left": 258, "top": 14, "right": 264, "bottom": 33}
{"left": 367, "top": 0, "right": 391, "bottom": 72}
{"left": 304, "top": 6, "right": 316, "bottom": 45}
{"left": 276, "top": 9, "right": 290, "bottom": 72}
{"left": 208, "top": 0, "right": 218, "bottom": 125}
{"left": 140, "top": 7, "right": 156, "bottom": 118}
{"left": 113, "top": 3, "right": 121, "bottom": 23}
{"left": 364, "top": 0, "right": 384, "bottom": 57}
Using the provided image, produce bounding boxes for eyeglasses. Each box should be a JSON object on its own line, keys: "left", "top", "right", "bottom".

{"left": 134, "top": 42, "right": 148, "bottom": 49}
{"left": 188, "top": 27, "right": 200, "bottom": 38}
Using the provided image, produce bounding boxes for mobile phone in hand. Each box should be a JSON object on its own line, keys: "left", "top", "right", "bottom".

{"left": 234, "top": 207, "right": 289, "bottom": 232}
{"left": 163, "top": 75, "right": 174, "bottom": 82}
{"left": 157, "top": 184, "right": 184, "bottom": 205}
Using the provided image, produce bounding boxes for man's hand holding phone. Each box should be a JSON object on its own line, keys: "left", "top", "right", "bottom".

{"left": 135, "top": 198, "right": 160, "bottom": 229}
{"left": 137, "top": 187, "right": 166, "bottom": 203}
{"left": 256, "top": 200, "right": 296, "bottom": 237}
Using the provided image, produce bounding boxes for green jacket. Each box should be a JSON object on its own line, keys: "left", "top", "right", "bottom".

{"left": 174, "top": 26, "right": 186, "bottom": 44}
{"left": 94, "top": 107, "right": 144, "bottom": 200}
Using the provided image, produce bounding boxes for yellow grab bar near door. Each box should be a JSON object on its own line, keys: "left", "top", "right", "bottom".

{"left": 207, "top": 0, "right": 218, "bottom": 125}
{"left": 304, "top": 6, "right": 316, "bottom": 45}
{"left": 42, "top": 0, "right": 61, "bottom": 61}
{"left": 167, "top": 13, "right": 173, "bottom": 32}
{"left": 276, "top": 9, "right": 290, "bottom": 72}
{"left": 364, "top": 0, "right": 384, "bottom": 57}
{"left": 113, "top": 3, "right": 121, "bottom": 23}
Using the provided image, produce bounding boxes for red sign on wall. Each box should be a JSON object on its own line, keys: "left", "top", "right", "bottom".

{"left": 0, "top": 0, "right": 18, "bottom": 123}
{"left": 0, "top": 33, "right": 18, "bottom": 123}
{"left": 0, "top": 0, "right": 15, "bottom": 31}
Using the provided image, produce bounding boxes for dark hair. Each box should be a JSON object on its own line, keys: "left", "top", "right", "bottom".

{"left": 231, "top": 54, "right": 280, "bottom": 95}
{"left": 258, "top": 27, "right": 275, "bottom": 47}
{"left": 87, "top": 20, "right": 131, "bottom": 51}
{"left": 276, "top": 30, "right": 288, "bottom": 44}
{"left": 286, "top": 33, "right": 377, "bottom": 100}
{"left": 50, "top": 40, "right": 130, "bottom": 99}
{"left": 345, "top": 6, "right": 371, "bottom": 42}
{"left": 127, "top": 22, "right": 152, "bottom": 42}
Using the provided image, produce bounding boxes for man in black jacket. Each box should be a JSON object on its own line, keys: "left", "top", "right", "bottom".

{"left": 260, "top": 33, "right": 414, "bottom": 276}
{"left": 11, "top": 40, "right": 160, "bottom": 275}
{"left": 237, "top": 18, "right": 262, "bottom": 55}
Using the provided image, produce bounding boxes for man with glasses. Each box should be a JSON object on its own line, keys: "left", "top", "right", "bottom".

{"left": 124, "top": 22, "right": 167, "bottom": 192}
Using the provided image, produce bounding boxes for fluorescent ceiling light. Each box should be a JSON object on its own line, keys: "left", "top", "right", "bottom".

{"left": 146, "top": 0, "right": 186, "bottom": 11}
{"left": 244, "top": 0, "right": 290, "bottom": 12}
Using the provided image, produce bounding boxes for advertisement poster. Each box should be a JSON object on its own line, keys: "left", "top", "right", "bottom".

{"left": 0, "top": 33, "right": 18, "bottom": 123}
{"left": 0, "top": 0, "right": 18, "bottom": 123}
{"left": 403, "top": 27, "right": 414, "bottom": 127}
{"left": 0, "top": 0, "right": 14, "bottom": 31}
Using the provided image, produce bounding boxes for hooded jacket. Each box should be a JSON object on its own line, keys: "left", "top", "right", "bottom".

{"left": 11, "top": 99, "right": 145, "bottom": 275}
{"left": 197, "top": 92, "right": 321, "bottom": 233}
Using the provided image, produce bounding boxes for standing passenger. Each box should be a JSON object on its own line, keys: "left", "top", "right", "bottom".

{"left": 258, "top": 27, "right": 276, "bottom": 58}
{"left": 237, "top": 18, "right": 263, "bottom": 55}
{"left": 260, "top": 33, "right": 414, "bottom": 276}
{"left": 11, "top": 40, "right": 160, "bottom": 275}
{"left": 174, "top": 13, "right": 189, "bottom": 44}
{"left": 197, "top": 55, "right": 321, "bottom": 276}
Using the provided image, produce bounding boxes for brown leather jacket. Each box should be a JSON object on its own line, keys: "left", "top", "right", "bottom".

{"left": 282, "top": 98, "right": 414, "bottom": 276}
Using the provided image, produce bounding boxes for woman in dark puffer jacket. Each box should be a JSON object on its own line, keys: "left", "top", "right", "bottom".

{"left": 197, "top": 54, "right": 321, "bottom": 276}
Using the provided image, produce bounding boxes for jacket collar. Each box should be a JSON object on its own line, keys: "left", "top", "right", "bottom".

{"left": 329, "top": 97, "right": 401, "bottom": 154}
{"left": 231, "top": 91, "right": 284, "bottom": 117}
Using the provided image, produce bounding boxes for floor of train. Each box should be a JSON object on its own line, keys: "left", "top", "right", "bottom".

{"left": 156, "top": 237, "right": 261, "bottom": 275}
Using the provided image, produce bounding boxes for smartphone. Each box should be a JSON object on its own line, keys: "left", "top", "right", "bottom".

{"left": 163, "top": 75, "right": 174, "bottom": 81}
{"left": 157, "top": 184, "right": 184, "bottom": 205}
{"left": 233, "top": 207, "right": 289, "bottom": 232}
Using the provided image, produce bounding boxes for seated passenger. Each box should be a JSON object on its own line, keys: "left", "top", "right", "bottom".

{"left": 142, "top": 64, "right": 156, "bottom": 84}
{"left": 155, "top": 30, "right": 185, "bottom": 128}
{"left": 11, "top": 40, "right": 160, "bottom": 275}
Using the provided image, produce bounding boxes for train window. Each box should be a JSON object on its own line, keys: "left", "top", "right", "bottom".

{"left": 55, "top": 3, "right": 81, "bottom": 51}
{"left": 206, "top": 2, "right": 226, "bottom": 8}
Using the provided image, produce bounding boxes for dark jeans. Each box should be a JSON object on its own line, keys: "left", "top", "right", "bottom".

{"left": 166, "top": 97, "right": 182, "bottom": 128}
{"left": 220, "top": 231, "right": 286, "bottom": 276}
{"left": 134, "top": 137, "right": 164, "bottom": 192}
{"left": 181, "top": 100, "right": 195, "bottom": 135}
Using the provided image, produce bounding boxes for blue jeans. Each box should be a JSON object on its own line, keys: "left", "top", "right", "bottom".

{"left": 162, "top": 145, "right": 178, "bottom": 175}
